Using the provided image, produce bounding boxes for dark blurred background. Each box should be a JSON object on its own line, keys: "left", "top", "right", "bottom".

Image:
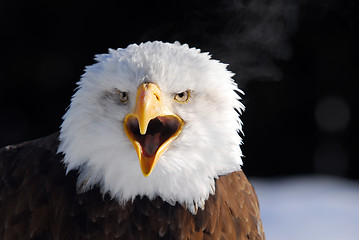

{"left": 0, "top": 0, "right": 358, "bottom": 179}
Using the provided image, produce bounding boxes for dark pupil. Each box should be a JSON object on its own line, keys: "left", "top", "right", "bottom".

{"left": 120, "top": 92, "right": 127, "bottom": 100}
{"left": 178, "top": 92, "right": 184, "bottom": 98}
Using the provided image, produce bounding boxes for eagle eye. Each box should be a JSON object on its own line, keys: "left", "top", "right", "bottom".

{"left": 174, "top": 90, "right": 190, "bottom": 103}
{"left": 118, "top": 90, "right": 128, "bottom": 102}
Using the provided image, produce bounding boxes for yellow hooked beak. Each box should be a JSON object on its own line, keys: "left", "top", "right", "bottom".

{"left": 124, "top": 83, "right": 184, "bottom": 177}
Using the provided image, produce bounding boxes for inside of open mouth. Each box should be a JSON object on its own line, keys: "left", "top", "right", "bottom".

{"left": 126, "top": 116, "right": 181, "bottom": 157}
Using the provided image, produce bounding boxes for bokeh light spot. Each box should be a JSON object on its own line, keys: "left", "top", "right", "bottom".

{"left": 315, "top": 96, "right": 350, "bottom": 132}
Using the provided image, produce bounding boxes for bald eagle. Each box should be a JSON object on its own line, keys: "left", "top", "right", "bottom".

{"left": 0, "top": 41, "right": 264, "bottom": 239}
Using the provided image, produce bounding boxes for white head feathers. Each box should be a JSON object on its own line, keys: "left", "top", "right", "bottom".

{"left": 58, "top": 41, "right": 244, "bottom": 214}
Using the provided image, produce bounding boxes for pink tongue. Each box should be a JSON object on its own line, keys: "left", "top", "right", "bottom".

{"left": 143, "top": 133, "right": 161, "bottom": 157}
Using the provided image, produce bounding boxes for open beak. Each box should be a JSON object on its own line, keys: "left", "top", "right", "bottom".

{"left": 124, "top": 83, "right": 184, "bottom": 177}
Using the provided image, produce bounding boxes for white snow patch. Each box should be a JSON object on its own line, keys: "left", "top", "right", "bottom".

{"left": 251, "top": 175, "right": 359, "bottom": 240}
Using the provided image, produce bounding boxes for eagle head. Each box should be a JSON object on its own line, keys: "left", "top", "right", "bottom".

{"left": 58, "top": 41, "right": 244, "bottom": 213}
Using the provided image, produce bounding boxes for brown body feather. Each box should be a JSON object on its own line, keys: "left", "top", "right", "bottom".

{"left": 0, "top": 133, "right": 264, "bottom": 240}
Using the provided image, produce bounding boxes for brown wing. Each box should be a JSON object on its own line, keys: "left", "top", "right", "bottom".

{"left": 193, "top": 171, "right": 266, "bottom": 240}
{"left": 0, "top": 132, "right": 79, "bottom": 240}
{"left": 0, "top": 133, "right": 264, "bottom": 240}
